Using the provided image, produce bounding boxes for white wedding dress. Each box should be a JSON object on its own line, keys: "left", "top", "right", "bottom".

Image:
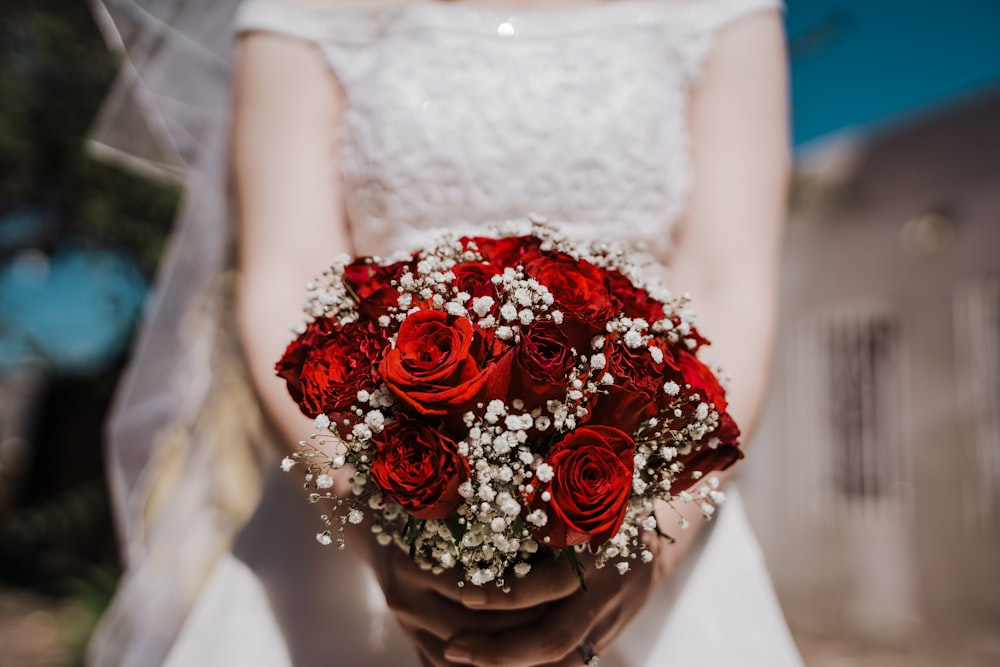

{"left": 90, "top": 0, "right": 804, "bottom": 665}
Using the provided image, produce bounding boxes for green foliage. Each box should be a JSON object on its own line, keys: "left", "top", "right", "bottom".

{"left": 561, "top": 546, "right": 588, "bottom": 591}
{"left": 0, "top": 1, "right": 181, "bottom": 662}
{"left": 61, "top": 566, "right": 120, "bottom": 666}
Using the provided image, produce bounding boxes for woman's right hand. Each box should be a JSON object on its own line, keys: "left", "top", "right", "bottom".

{"left": 344, "top": 515, "right": 581, "bottom": 667}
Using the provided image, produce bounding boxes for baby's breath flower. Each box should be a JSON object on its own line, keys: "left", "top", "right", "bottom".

{"left": 534, "top": 462, "right": 555, "bottom": 483}
{"left": 526, "top": 509, "right": 548, "bottom": 527}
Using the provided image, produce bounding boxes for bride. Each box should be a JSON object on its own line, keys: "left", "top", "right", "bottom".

{"left": 88, "top": 0, "right": 801, "bottom": 665}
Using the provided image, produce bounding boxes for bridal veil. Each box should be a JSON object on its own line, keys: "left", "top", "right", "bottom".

{"left": 85, "top": 1, "right": 271, "bottom": 664}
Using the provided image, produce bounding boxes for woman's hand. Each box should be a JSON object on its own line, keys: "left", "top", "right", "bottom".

{"left": 440, "top": 545, "right": 662, "bottom": 666}
{"left": 345, "top": 516, "right": 580, "bottom": 667}
{"left": 429, "top": 496, "right": 702, "bottom": 667}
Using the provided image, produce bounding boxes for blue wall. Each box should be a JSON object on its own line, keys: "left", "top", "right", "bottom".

{"left": 787, "top": 0, "right": 1000, "bottom": 145}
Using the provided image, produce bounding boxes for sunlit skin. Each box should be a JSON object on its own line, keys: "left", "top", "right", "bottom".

{"left": 233, "top": 1, "right": 789, "bottom": 665}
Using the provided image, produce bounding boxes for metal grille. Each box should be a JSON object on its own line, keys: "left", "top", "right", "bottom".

{"left": 955, "top": 278, "right": 1000, "bottom": 530}
{"left": 827, "top": 315, "right": 902, "bottom": 499}
{"left": 788, "top": 303, "right": 910, "bottom": 520}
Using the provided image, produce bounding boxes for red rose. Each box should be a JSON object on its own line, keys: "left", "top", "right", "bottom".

{"left": 516, "top": 320, "right": 576, "bottom": 389}
{"left": 605, "top": 269, "right": 666, "bottom": 323}
{"left": 682, "top": 325, "right": 712, "bottom": 354}
{"left": 671, "top": 349, "right": 740, "bottom": 445}
{"left": 462, "top": 235, "right": 540, "bottom": 268}
{"left": 451, "top": 261, "right": 502, "bottom": 301}
{"left": 675, "top": 350, "right": 728, "bottom": 413}
{"left": 450, "top": 262, "right": 506, "bottom": 358}
{"left": 522, "top": 251, "right": 614, "bottom": 345}
{"left": 484, "top": 320, "right": 575, "bottom": 412}
{"left": 275, "top": 318, "right": 386, "bottom": 419}
{"left": 380, "top": 309, "right": 490, "bottom": 416}
{"left": 587, "top": 337, "right": 667, "bottom": 433}
{"left": 369, "top": 414, "right": 469, "bottom": 520}
{"left": 344, "top": 257, "right": 408, "bottom": 320}
{"left": 713, "top": 412, "right": 741, "bottom": 445}
{"left": 528, "top": 426, "right": 635, "bottom": 550}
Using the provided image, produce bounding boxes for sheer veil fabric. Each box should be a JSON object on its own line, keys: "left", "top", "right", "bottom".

{"left": 86, "top": 1, "right": 273, "bottom": 665}
{"left": 86, "top": 1, "right": 803, "bottom": 665}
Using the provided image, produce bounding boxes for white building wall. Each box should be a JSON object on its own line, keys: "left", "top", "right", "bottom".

{"left": 741, "top": 89, "right": 1000, "bottom": 649}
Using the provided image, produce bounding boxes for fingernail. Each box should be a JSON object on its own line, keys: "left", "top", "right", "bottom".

{"left": 444, "top": 643, "right": 472, "bottom": 664}
{"left": 461, "top": 587, "right": 488, "bottom": 607}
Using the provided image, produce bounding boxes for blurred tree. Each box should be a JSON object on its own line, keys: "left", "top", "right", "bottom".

{"left": 0, "top": 0, "right": 178, "bottom": 275}
{"left": 0, "top": 2, "right": 180, "bottom": 663}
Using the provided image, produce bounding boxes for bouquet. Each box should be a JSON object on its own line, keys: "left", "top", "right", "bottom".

{"left": 276, "top": 219, "right": 741, "bottom": 588}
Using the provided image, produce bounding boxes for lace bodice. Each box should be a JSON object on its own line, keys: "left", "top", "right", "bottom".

{"left": 235, "top": 0, "right": 779, "bottom": 257}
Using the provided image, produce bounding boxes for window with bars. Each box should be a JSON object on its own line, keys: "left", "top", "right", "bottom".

{"left": 787, "top": 303, "right": 909, "bottom": 518}
{"left": 826, "top": 314, "right": 903, "bottom": 500}
{"left": 955, "top": 278, "right": 1000, "bottom": 528}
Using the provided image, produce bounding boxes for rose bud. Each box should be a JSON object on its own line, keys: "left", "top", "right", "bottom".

{"left": 461, "top": 234, "right": 540, "bottom": 268}
{"left": 484, "top": 320, "right": 575, "bottom": 412}
{"left": 604, "top": 268, "right": 666, "bottom": 323}
{"left": 343, "top": 257, "right": 409, "bottom": 321}
{"left": 522, "top": 251, "right": 615, "bottom": 347}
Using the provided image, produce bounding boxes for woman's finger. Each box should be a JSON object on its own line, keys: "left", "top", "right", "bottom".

{"left": 399, "top": 626, "right": 451, "bottom": 667}
{"left": 379, "top": 546, "right": 560, "bottom": 640}
{"left": 442, "top": 586, "right": 612, "bottom": 667}
{"left": 435, "top": 554, "right": 584, "bottom": 611}
{"left": 387, "top": 589, "right": 474, "bottom": 640}
{"left": 442, "top": 555, "right": 659, "bottom": 667}
{"left": 392, "top": 588, "right": 555, "bottom": 639}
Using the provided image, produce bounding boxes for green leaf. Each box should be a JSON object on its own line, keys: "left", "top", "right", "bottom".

{"left": 562, "top": 547, "right": 588, "bottom": 591}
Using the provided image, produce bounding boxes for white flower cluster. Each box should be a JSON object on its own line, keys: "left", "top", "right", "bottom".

{"left": 300, "top": 253, "right": 359, "bottom": 326}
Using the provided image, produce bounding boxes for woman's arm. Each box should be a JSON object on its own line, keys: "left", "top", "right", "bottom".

{"left": 668, "top": 10, "right": 791, "bottom": 438}
{"left": 233, "top": 31, "right": 351, "bottom": 470}
{"left": 232, "top": 32, "right": 566, "bottom": 667}
{"left": 443, "top": 11, "right": 790, "bottom": 666}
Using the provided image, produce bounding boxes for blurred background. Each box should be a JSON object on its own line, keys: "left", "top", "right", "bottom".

{"left": 0, "top": 1, "right": 998, "bottom": 665}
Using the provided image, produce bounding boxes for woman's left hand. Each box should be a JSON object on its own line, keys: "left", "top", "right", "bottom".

{"left": 440, "top": 543, "right": 670, "bottom": 667}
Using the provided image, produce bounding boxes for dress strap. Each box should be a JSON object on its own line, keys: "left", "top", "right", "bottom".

{"left": 677, "top": 0, "right": 784, "bottom": 82}
{"left": 233, "top": 1, "right": 396, "bottom": 90}
{"left": 697, "top": 0, "right": 783, "bottom": 33}
{"left": 233, "top": 0, "right": 389, "bottom": 45}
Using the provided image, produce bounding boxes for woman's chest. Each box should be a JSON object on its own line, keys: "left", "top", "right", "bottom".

{"left": 328, "top": 11, "right": 700, "bottom": 253}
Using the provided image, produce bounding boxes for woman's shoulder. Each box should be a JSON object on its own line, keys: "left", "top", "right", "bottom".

{"left": 244, "top": 0, "right": 423, "bottom": 8}
{"left": 235, "top": 0, "right": 413, "bottom": 45}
